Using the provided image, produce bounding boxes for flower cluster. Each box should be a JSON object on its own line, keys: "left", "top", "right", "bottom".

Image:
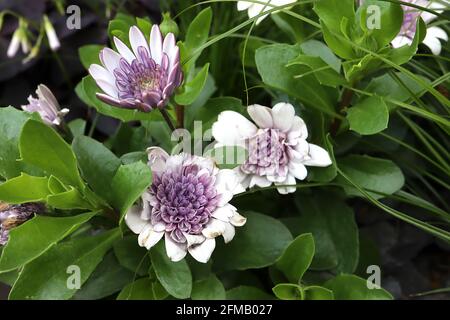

{"left": 125, "top": 147, "right": 246, "bottom": 263}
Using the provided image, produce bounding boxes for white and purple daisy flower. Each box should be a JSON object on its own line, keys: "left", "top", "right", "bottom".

{"left": 22, "top": 84, "right": 69, "bottom": 126}
{"left": 212, "top": 103, "right": 332, "bottom": 194}
{"left": 89, "top": 25, "right": 183, "bottom": 112}
{"left": 125, "top": 147, "right": 246, "bottom": 263}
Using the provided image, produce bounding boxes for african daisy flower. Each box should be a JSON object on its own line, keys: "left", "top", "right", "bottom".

{"left": 89, "top": 25, "right": 183, "bottom": 112}
{"left": 237, "top": 0, "right": 297, "bottom": 25}
{"left": 125, "top": 147, "right": 246, "bottom": 263}
{"left": 212, "top": 103, "right": 332, "bottom": 194}
{"left": 22, "top": 84, "right": 69, "bottom": 126}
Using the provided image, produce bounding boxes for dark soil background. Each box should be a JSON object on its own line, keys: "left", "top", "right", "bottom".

{"left": 0, "top": 0, "right": 448, "bottom": 300}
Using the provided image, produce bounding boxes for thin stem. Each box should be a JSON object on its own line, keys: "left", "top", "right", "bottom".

{"left": 159, "top": 108, "right": 176, "bottom": 132}
{"left": 175, "top": 104, "right": 185, "bottom": 129}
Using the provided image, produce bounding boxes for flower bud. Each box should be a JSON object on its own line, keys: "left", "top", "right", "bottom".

{"left": 43, "top": 15, "right": 60, "bottom": 51}
{"left": 159, "top": 12, "right": 179, "bottom": 37}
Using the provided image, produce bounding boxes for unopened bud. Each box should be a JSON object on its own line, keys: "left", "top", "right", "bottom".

{"left": 160, "top": 12, "right": 179, "bottom": 37}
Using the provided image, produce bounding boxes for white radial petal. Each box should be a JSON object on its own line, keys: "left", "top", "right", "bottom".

{"left": 275, "top": 174, "right": 297, "bottom": 194}
{"left": 212, "top": 111, "right": 257, "bottom": 147}
{"left": 271, "top": 102, "right": 296, "bottom": 132}
{"left": 303, "top": 143, "right": 332, "bottom": 167}
{"left": 249, "top": 175, "right": 272, "bottom": 188}
{"left": 89, "top": 64, "right": 116, "bottom": 86}
{"left": 184, "top": 233, "right": 205, "bottom": 247}
{"left": 129, "top": 25, "right": 150, "bottom": 58}
{"left": 165, "top": 233, "right": 187, "bottom": 262}
{"left": 125, "top": 205, "right": 148, "bottom": 234}
{"left": 391, "top": 35, "right": 413, "bottom": 49}
{"left": 288, "top": 116, "right": 308, "bottom": 141}
{"left": 212, "top": 204, "right": 236, "bottom": 222}
{"left": 247, "top": 104, "right": 273, "bottom": 128}
{"left": 248, "top": 3, "right": 265, "bottom": 19}
{"left": 215, "top": 169, "right": 243, "bottom": 195}
{"left": 95, "top": 79, "right": 118, "bottom": 98}
{"left": 138, "top": 225, "right": 164, "bottom": 250}
{"left": 147, "top": 146, "right": 169, "bottom": 173}
{"left": 426, "top": 27, "right": 448, "bottom": 41}
{"left": 150, "top": 25, "right": 163, "bottom": 65}
{"left": 202, "top": 218, "right": 227, "bottom": 239}
{"left": 230, "top": 211, "right": 247, "bottom": 227}
{"left": 289, "top": 162, "right": 308, "bottom": 180}
{"left": 113, "top": 36, "right": 136, "bottom": 64}
{"left": 100, "top": 48, "right": 122, "bottom": 73}
{"left": 237, "top": 1, "right": 253, "bottom": 11}
{"left": 188, "top": 238, "right": 216, "bottom": 263}
{"left": 222, "top": 222, "right": 236, "bottom": 243}
{"left": 37, "top": 84, "right": 60, "bottom": 110}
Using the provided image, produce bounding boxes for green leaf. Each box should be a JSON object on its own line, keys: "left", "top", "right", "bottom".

{"left": 288, "top": 55, "right": 345, "bottom": 87}
{"left": 72, "top": 136, "right": 121, "bottom": 204}
{"left": 68, "top": 119, "right": 86, "bottom": 137}
{"left": 9, "top": 228, "right": 120, "bottom": 300}
{"left": 46, "top": 187, "right": 94, "bottom": 210}
{"left": 304, "top": 286, "right": 334, "bottom": 300}
{"left": 0, "top": 173, "right": 50, "bottom": 204}
{"left": 324, "top": 274, "right": 393, "bottom": 300}
{"left": 0, "top": 107, "right": 40, "bottom": 179}
{"left": 388, "top": 19, "right": 424, "bottom": 65}
{"left": 113, "top": 235, "right": 150, "bottom": 276}
{"left": 256, "top": 44, "right": 338, "bottom": 116}
{"left": 347, "top": 95, "right": 389, "bottom": 135}
{"left": 276, "top": 233, "right": 315, "bottom": 284}
{"left": 314, "top": 0, "right": 355, "bottom": 32}
{"left": 117, "top": 278, "right": 167, "bottom": 300}
{"left": 337, "top": 155, "right": 405, "bottom": 199}
{"left": 300, "top": 40, "right": 341, "bottom": 72}
{"left": 136, "top": 17, "right": 152, "bottom": 38}
{"left": 287, "top": 191, "right": 359, "bottom": 273}
{"left": 186, "top": 96, "right": 244, "bottom": 132}
{"left": 213, "top": 212, "right": 293, "bottom": 272}
{"left": 78, "top": 45, "right": 102, "bottom": 70}
{"left": 226, "top": 286, "right": 274, "bottom": 300}
{"left": 74, "top": 252, "right": 134, "bottom": 300}
{"left": 191, "top": 274, "right": 226, "bottom": 300}
{"left": 357, "top": 0, "right": 403, "bottom": 48}
{"left": 184, "top": 7, "right": 212, "bottom": 69}
{"left": 150, "top": 241, "right": 192, "bottom": 299}
{"left": 19, "top": 120, "right": 84, "bottom": 190}
{"left": 365, "top": 72, "right": 428, "bottom": 109}
{"left": 0, "top": 212, "right": 96, "bottom": 272}
{"left": 175, "top": 63, "right": 210, "bottom": 106}
{"left": 272, "top": 283, "right": 303, "bottom": 300}
{"left": 111, "top": 161, "right": 152, "bottom": 217}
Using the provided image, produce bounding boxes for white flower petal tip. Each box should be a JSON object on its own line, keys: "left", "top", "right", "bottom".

{"left": 165, "top": 234, "right": 187, "bottom": 262}
{"left": 247, "top": 104, "right": 273, "bottom": 128}
{"left": 271, "top": 102, "right": 295, "bottom": 132}
{"left": 138, "top": 225, "right": 164, "bottom": 250}
{"left": 304, "top": 144, "right": 333, "bottom": 167}
{"left": 188, "top": 238, "right": 216, "bottom": 263}
{"left": 230, "top": 212, "right": 247, "bottom": 227}
{"left": 125, "top": 205, "right": 148, "bottom": 234}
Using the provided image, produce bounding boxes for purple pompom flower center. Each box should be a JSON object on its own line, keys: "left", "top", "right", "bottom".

{"left": 149, "top": 164, "right": 220, "bottom": 244}
{"left": 242, "top": 128, "right": 289, "bottom": 179}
